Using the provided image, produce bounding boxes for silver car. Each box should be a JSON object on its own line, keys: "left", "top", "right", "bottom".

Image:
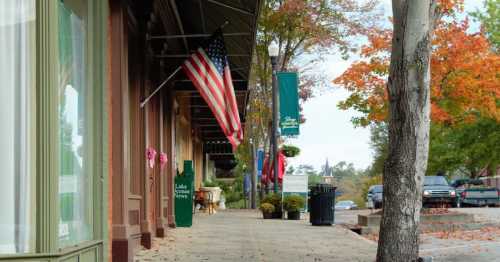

{"left": 335, "top": 200, "right": 358, "bottom": 210}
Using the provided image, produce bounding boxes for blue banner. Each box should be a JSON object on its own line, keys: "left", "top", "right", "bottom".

{"left": 257, "top": 149, "right": 264, "bottom": 172}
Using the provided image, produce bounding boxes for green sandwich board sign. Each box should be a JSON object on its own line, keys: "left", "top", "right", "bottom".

{"left": 278, "top": 72, "right": 300, "bottom": 136}
{"left": 175, "top": 160, "right": 195, "bottom": 227}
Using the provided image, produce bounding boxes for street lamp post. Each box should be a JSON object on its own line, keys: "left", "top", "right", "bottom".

{"left": 250, "top": 138, "right": 257, "bottom": 209}
{"left": 268, "top": 42, "right": 279, "bottom": 194}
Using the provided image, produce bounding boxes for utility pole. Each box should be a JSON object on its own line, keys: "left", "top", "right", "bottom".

{"left": 268, "top": 43, "right": 279, "bottom": 194}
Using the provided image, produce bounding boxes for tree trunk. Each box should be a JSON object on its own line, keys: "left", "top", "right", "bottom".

{"left": 376, "top": 1, "right": 437, "bottom": 261}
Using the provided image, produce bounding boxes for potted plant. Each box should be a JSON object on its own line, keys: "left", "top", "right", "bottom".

{"left": 200, "top": 180, "right": 222, "bottom": 205}
{"left": 283, "top": 195, "right": 305, "bottom": 220}
{"left": 259, "top": 203, "right": 275, "bottom": 219}
{"left": 261, "top": 193, "right": 283, "bottom": 218}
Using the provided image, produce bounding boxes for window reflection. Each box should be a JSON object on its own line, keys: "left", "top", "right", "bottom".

{"left": 58, "top": 0, "right": 92, "bottom": 247}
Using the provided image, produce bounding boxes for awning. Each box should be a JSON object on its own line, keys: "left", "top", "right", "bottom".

{"left": 147, "top": 0, "right": 261, "bottom": 169}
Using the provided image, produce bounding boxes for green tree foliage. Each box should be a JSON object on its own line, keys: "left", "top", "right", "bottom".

{"left": 368, "top": 119, "right": 500, "bottom": 179}
{"left": 295, "top": 164, "right": 319, "bottom": 176}
{"left": 367, "top": 122, "right": 388, "bottom": 177}
{"left": 427, "top": 119, "right": 500, "bottom": 178}
{"left": 330, "top": 161, "right": 359, "bottom": 179}
{"left": 472, "top": 0, "right": 500, "bottom": 50}
{"left": 238, "top": 0, "right": 380, "bottom": 170}
{"left": 334, "top": 174, "right": 366, "bottom": 207}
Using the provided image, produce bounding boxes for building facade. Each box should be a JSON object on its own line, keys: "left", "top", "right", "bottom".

{"left": 108, "top": 1, "right": 260, "bottom": 260}
{"left": 0, "top": 0, "right": 259, "bottom": 261}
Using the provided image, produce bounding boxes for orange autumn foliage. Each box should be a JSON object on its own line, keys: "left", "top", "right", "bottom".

{"left": 334, "top": 19, "right": 500, "bottom": 126}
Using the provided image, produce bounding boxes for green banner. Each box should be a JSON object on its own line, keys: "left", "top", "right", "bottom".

{"left": 278, "top": 72, "right": 300, "bottom": 136}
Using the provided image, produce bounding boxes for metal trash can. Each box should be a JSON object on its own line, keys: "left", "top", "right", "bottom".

{"left": 309, "top": 184, "right": 336, "bottom": 226}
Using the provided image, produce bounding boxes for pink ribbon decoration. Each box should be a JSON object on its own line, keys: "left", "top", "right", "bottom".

{"left": 146, "top": 147, "right": 157, "bottom": 169}
{"left": 159, "top": 152, "right": 168, "bottom": 170}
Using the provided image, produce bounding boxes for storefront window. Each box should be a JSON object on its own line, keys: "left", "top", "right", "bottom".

{"left": 58, "top": 0, "right": 92, "bottom": 247}
{"left": 0, "top": 0, "right": 36, "bottom": 254}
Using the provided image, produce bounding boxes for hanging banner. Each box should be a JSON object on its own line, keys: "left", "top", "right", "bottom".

{"left": 257, "top": 149, "right": 264, "bottom": 178}
{"left": 278, "top": 72, "right": 300, "bottom": 136}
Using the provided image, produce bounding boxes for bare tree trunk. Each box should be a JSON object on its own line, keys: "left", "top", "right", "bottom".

{"left": 376, "top": 1, "right": 437, "bottom": 261}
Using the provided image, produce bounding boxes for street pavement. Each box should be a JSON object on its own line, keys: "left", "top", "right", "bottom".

{"left": 134, "top": 209, "right": 376, "bottom": 262}
{"left": 134, "top": 209, "right": 500, "bottom": 262}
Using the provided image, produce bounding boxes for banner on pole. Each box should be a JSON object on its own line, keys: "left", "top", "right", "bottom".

{"left": 257, "top": 149, "right": 264, "bottom": 177}
{"left": 278, "top": 72, "right": 300, "bottom": 136}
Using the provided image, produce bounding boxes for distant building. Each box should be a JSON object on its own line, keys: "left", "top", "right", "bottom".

{"left": 322, "top": 158, "right": 333, "bottom": 177}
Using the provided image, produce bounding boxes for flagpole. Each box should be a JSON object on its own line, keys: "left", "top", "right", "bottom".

{"left": 140, "top": 21, "right": 230, "bottom": 108}
{"left": 140, "top": 66, "right": 182, "bottom": 108}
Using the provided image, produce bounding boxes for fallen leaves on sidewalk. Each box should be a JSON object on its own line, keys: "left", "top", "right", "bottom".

{"left": 427, "top": 226, "right": 500, "bottom": 241}
{"left": 362, "top": 227, "right": 500, "bottom": 243}
{"left": 372, "top": 208, "right": 455, "bottom": 216}
{"left": 421, "top": 208, "right": 454, "bottom": 215}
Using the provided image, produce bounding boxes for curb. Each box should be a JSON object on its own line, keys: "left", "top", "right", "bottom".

{"left": 337, "top": 224, "right": 378, "bottom": 246}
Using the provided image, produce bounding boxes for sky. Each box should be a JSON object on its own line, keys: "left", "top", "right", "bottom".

{"left": 286, "top": 0, "right": 485, "bottom": 171}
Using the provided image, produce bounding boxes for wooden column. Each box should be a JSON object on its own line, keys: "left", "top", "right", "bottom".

{"left": 109, "top": 1, "right": 133, "bottom": 261}
{"left": 166, "top": 92, "right": 178, "bottom": 227}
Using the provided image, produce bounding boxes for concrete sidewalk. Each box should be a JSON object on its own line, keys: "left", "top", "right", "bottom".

{"left": 334, "top": 209, "right": 500, "bottom": 262}
{"left": 134, "top": 210, "right": 377, "bottom": 262}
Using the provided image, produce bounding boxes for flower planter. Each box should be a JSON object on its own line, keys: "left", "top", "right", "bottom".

{"left": 199, "top": 186, "right": 222, "bottom": 203}
{"left": 287, "top": 211, "right": 300, "bottom": 220}
{"left": 263, "top": 212, "right": 273, "bottom": 219}
{"left": 272, "top": 210, "right": 283, "bottom": 219}
{"left": 283, "top": 195, "right": 305, "bottom": 220}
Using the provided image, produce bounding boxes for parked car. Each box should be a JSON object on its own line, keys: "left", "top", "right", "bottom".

{"left": 335, "top": 200, "right": 358, "bottom": 210}
{"left": 367, "top": 185, "right": 383, "bottom": 209}
{"left": 423, "top": 176, "right": 456, "bottom": 207}
{"left": 451, "top": 179, "right": 500, "bottom": 207}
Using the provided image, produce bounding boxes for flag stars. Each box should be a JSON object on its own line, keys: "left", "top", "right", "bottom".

{"left": 204, "top": 35, "right": 229, "bottom": 75}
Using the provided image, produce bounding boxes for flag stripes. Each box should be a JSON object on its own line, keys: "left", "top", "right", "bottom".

{"left": 181, "top": 31, "right": 243, "bottom": 149}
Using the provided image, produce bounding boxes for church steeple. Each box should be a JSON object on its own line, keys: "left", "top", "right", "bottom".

{"left": 323, "top": 158, "right": 331, "bottom": 177}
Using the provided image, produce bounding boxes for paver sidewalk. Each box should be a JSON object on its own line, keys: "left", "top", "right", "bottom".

{"left": 134, "top": 210, "right": 377, "bottom": 262}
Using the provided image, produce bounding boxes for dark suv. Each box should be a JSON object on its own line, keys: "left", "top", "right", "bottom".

{"left": 367, "top": 185, "right": 383, "bottom": 209}
{"left": 423, "top": 176, "right": 456, "bottom": 207}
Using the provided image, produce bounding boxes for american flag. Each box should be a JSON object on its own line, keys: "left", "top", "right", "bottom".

{"left": 182, "top": 30, "right": 243, "bottom": 149}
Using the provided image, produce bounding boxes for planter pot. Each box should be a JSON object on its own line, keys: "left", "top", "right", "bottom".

{"left": 199, "top": 187, "right": 222, "bottom": 203}
{"left": 262, "top": 212, "right": 273, "bottom": 219}
{"left": 287, "top": 211, "right": 301, "bottom": 220}
{"left": 272, "top": 210, "right": 283, "bottom": 219}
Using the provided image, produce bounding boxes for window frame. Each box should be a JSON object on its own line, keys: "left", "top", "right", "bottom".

{"left": 0, "top": 0, "right": 107, "bottom": 259}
